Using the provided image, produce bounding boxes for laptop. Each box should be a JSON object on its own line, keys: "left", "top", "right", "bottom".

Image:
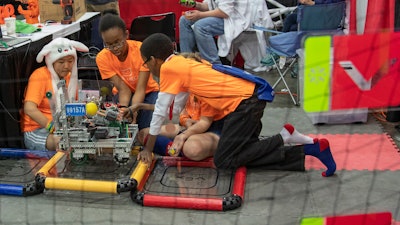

{"left": 0, "top": 26, "right": 31, "bottom": 49}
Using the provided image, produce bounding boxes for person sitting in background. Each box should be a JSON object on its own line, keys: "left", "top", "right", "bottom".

{"left": 178, "top": 0, "right": 228, "bottom": 65}
{"left": 96, "top": 12, "right": 159, "bottom": 131}
{"left": 179, "top": 0, "right": 273, "bottom": 72}
{"left": 21, "top": 38, "right": 89, "bottom": 151}
{"left": 282, "top": 0, "right": 345, "bottom": 32}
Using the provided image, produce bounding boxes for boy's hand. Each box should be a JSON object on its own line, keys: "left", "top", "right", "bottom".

{"left": 137, "top": 147, "right": 153, "bottom": 165}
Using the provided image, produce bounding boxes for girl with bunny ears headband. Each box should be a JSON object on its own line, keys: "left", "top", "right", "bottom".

{"left": 22, "top": 38, "right": 89, "bottom": 151}
{"left": 36, "top": 37, "right": 89, "bottom": 105}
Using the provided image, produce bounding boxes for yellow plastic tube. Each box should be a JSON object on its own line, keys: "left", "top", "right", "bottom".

{"left": 130, "top": 160, "right": 149, "bottom": 185}
{"left": 45, "top": 177, "right": 118, "bottom": 194}
{"left": 37, "top": 151, "right": 65, "bottom": 176}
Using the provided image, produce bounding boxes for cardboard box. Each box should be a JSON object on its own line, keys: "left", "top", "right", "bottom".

{"left": 39, "top": 0, "right": 87, "bottom": 23}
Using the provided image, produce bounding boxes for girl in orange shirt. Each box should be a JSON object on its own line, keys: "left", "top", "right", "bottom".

{"left": 97, "top": 12, "right": 159, "bottom": 131}
{"left": 21, "top": 38, "right": 89, "bottom": 151}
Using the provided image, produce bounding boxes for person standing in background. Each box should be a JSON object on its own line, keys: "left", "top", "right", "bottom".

{"left": 85, "top": 0, "right": 120, "bottom": 49}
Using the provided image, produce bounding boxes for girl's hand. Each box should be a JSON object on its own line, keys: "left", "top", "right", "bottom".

{"left": 170, "top": 132, "right": 188, "bottom": 155}
{"left": 121, "top": 106, "right": 138, "bottom": 123}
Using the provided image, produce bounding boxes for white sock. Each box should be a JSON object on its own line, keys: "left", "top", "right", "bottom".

{"left": 280, "top": 124, "right": 314, "bottom": 145}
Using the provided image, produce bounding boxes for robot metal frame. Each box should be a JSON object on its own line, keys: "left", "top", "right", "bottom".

{"left": 51, "top": 79, "right": 138, "bottom": 165}
{"left": 34, "top": 79, "right": 141, "bottom": 194}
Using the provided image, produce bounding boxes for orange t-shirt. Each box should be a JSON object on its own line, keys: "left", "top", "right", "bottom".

{"left": 96, "top": 40, "right": 159, "bottom": 94}
{"left": 161, "top": 55, "right": 255, "bottom": 119}
{"left": 179, "top": 95, "right": 226, "bottom": 126}
{"left": 21, "top": 67, "right": 71, "bottom": 132}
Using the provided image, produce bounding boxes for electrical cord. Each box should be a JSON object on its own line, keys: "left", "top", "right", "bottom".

{"left": 0, "top": 35, "right": 33, "bottom": 124}
{"left": 0, "top": 100, "right": 20, "bottom": 123}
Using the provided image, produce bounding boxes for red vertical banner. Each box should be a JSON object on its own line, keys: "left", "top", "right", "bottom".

{"left": 348, "top": 0, "right": 357, "bottom": 34}
{"left": 332, "top": 32, "right": 400, "bottom": 110}
{"left": 364, "top": 0, "right": 395, "bottom": 33}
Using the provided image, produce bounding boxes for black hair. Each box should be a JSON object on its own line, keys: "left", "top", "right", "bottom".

{"left": 98, "top": 13, "right": 126, "bottom": 33}
{"left": 102, "top": 9, "right": 119, "bottom": 16}
{"left": 140, "top": 33, "right": 174, "bottom": 61}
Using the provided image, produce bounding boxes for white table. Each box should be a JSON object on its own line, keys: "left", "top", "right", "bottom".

{"left": 34, "top": 12, "right": 100, "bottom": 41}
{"left": 1, "top": 12, "right": 100, "bottom": 51}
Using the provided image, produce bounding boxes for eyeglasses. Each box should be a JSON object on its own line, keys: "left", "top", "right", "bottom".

{"left": 142, "top": 57, "right": 152, "bottom": 68}
{"left": 103, "top": 39, "right": 125, "bottom": 50}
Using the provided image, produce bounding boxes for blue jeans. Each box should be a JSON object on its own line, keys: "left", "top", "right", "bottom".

{"left": 137, "top": 91, "right": 159, "bottom": 130}
{"left": 179, "top": 15, "right": 224, "bottom": 64}
{"left": 282, "top": 13, "right": 298, "bottom": 32}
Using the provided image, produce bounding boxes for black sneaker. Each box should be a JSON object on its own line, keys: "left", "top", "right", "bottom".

{"left": 220, "top": 57, "right": 231, "bottom": 65}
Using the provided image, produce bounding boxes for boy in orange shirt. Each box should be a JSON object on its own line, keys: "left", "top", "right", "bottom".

{"left": 21, "top": 38, "right": 89, "bottom": 151}
{"left": 97, "top": 12, "right": 159, "bottom": 131}
{"left": 138, "top": 33, "right": 336, "bottom": 177}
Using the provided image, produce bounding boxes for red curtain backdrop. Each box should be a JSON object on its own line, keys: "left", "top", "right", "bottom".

{"left": 118, "top": 0, "right": 187, "bottom": 43}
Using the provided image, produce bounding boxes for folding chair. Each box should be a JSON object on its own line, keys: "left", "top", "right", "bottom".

{"left": 77, "top": 46, "right": 101, "bottom": 80}
{"left": 129, "top": 12, "right": 177, "bottom": 50}
{"left": 265, "top": 1, "right": 346, "bottom": 105}
{"left": 226, "top": 0, "right": 274, "bottom": 71}
{"left": 266, "top": 0, "right": 297, "bottom": 30}
{"left": 268, "top": 31, "right": 305, "bottom": 105}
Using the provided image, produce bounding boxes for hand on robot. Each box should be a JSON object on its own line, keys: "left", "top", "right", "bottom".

{"left": 121, "top": 104, "right": 139, "bottom": 123}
